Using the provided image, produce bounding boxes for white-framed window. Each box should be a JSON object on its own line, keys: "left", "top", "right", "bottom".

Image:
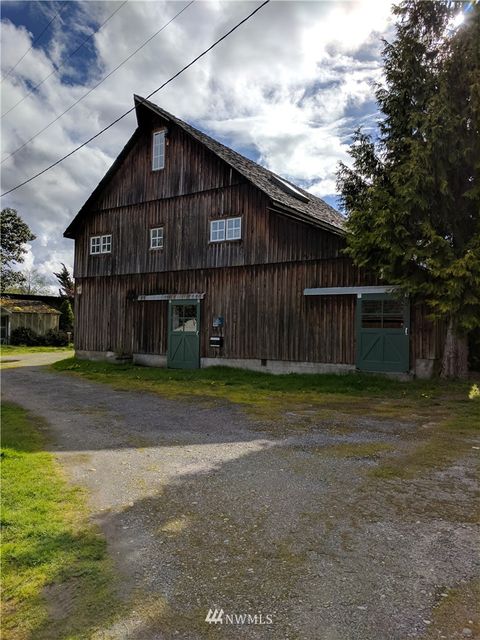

{"left": 152, "top": 130, "right": 165, "bottom": 171}
{"left": 150, "top": 227, "right": 164, "bottom": 249}
{"left": 226, "top": 217, "right": 242, "bottom": 240}
{"left": 90, "top": 234, "right": 112, "bottom": 255}
{"left": 210, "top": 219, "right": 225, "bottom": 242}
{"left": 90, "top": 236, "right": 101, "bottom": 254}
{"left": 101, "top": 235, "right": 111, "bottom": 253}
{"left": 210, "top": 217, "right": 242, "bottom": 242}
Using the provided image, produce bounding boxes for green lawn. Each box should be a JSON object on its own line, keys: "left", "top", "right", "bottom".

{"left": 1, "top": 345, "right": 73, "bottom": 355}
{"left": 51, "top": 358, "right": 480, "bottom": 479}
{"left": 0, "top": 402, "right": 118, "bottom": 640}
{"left": 51, "top": 356, "right": 475, "bottom": 406}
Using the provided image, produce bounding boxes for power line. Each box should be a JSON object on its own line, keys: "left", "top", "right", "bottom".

{"left": 1, "top": 0, "right": 270, "bottom": 198}
{"left": 1, "top": 1, "right": 195, "bottom": 164}
{"left": 1, "top": 0, "right": 128, "bottom": 119}
{"left": 1, "top": 1, "right": 65, "bottom": 83}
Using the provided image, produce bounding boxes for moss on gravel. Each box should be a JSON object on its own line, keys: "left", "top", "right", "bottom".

{"left": 370, "top": 402, "right": 480, "bottom": 479}
{"left": 421, "top": 579, "right": 480, "bottom": 639}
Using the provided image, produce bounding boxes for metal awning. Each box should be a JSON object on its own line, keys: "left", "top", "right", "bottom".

{"left": 137, "top": 293, "right": 205, "bottom": 301}
{"left": 304, "top": 286, "right": 398, "bottom": 298}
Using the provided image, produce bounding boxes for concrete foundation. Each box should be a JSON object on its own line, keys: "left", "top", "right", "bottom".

{"left": 133, "top": 353, "right": 167, "bottom": 367}
{"left": 76, "top": 350, "right": 132, "bottom": 363}
{"left": 77, "top": 350, "right": 355, "bottom": 375}
{"left": 76, "top": 351, "right": 427, "bottom": 379}
{"left": 201, "top": 357, "right": 355, "bottom": 375}
{"left": 415, "top": 358, "right": 439, "bottom": 379}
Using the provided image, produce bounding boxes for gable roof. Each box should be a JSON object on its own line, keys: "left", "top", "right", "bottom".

{"left": 0, "top": 297, "right": 61, "bottom": 315}
{"left": 65, "top": 95, "right": 345, "bottom": 238}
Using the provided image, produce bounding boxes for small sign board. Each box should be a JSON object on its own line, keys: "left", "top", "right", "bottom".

{"left": 209, "top": 336, "right": 224, "bottom": 349}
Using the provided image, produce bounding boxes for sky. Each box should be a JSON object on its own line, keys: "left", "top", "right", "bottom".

{"left": 0, "top": 0, "right": 394, "bottom": 291}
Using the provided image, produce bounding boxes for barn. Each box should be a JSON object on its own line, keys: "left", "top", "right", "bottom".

{"left": 64, "top": 95, "right": 443, "bottom": 378}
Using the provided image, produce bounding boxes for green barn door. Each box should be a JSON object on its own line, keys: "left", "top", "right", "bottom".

{"left": 356, "top": 294, "right": 410, "bottom": 373}
{"left": 167, "top": 300, "right": 200, "bottom": 369}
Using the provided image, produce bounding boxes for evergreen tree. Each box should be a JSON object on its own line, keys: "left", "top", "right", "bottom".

{"left": 59, "top": 298, "right": 74, "bottom": 333}
{"left": 53, "top": 263, "right": 74, "bottom": 299}
{"left": 337, "top": 1, "right": 480, "bottom": 377}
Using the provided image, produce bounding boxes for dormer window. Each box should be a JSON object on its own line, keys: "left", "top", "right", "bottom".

{"left": 269, "top": 175, "right": 310, "bottom": 203}
{"left": 152, "top": 131, "right": 165, "bottom": 171}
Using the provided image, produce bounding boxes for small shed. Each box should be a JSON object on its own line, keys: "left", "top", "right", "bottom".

{"left": 0, "top": 297, "right": 61, "bottom": 343}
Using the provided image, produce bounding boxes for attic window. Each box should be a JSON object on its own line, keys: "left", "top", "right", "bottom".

{"left": 150, "top": 227, "right": 164, "bottom": 249}
{"left": 270, "top": 175, "right": 310, "bottom": 203}
{"left": 152, "top": 131, "right": 165, "bottom": 171}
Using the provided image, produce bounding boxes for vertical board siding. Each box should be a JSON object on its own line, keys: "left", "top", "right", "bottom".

{"left": 75, "top": 263, "right": 443, "bottom": 367}
{"left": 10, "top": 313, "right": 59, "bottom": 336}
{"left": 73, "top": 119, "right": 343, "bottom": 279}
{"left": 410, "top": 302, "right": 446, "bottom": 363}
{"left": 91, "top": 124, "right": 236, "bottom": 211}
{"left": 74, "top": 188, "right": 343, "bottom": 278}
{"left": 75, "top": 260, "right": 369, "bottom": 364}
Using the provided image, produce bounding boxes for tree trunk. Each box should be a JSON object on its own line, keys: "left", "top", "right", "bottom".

{"left": 441, "top": 317, "right": 469, "bottom": 378}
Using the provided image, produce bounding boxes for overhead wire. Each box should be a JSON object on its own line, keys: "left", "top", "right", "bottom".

{"left": 1, "top": 0, "right": 128, "bottom": 118}
{"left": 1, "top": 0, "right": 195, "bottom": 164}
{"left": 1, "top": 0, "right": 65, "bottom": 83}
{"left": 1, "top": 0, "right": 270, "bottom": 198}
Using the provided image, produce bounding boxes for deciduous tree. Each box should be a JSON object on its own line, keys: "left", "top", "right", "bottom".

{"left": 8, "top": 268, "right": 50, "bottom": 295}
{"left": 0, "top": 208, "right": 35, "bottom": 292}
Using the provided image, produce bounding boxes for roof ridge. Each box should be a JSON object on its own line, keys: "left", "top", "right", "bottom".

{"left": 65, "top": 95, "right": 345, "bottom": 238}
{"left": 135, "top": 95, "right": 345, "bottom": 232}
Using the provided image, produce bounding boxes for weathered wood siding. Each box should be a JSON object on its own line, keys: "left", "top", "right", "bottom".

{"left": 71, "top": 112, "right": 444, "bottom": 369}
{"left": 75, "top": 261, "right": 443, "bottom": 366}
{"left": 73, "top": 119, "right": 343, "bottom": 279}
{"left": 92, "top": 123, "right": 239, "bottom": 210}
{"left": 75, "top": 260, "right": 364, "bottom": 364}
{"left": 10, "top": 313, "right": 59, "bottom": 336}
{"left": 410, "top": 303, "right": 446, "bottom": 365}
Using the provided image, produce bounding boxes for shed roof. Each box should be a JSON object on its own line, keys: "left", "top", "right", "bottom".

{"left": 65, "top": 95, "right": 345, "bottom": 238}
{"left": 0, "top": 297, "right": 61, "bottom": 315}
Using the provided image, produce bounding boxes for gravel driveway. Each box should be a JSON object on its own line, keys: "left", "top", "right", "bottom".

{"left": 2, "top": 355, "right": 479, "bottom": 640}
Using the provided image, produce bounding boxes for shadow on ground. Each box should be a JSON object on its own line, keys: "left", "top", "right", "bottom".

{"left": 2, "top": 360, "right": 479, "bottom": 640}
{"left": 90, "top": 441, "right": 478, "bottom": 639}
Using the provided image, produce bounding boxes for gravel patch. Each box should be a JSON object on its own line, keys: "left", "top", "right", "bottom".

{"left": 2, "top": 359, "right": 479, "bottom": 640}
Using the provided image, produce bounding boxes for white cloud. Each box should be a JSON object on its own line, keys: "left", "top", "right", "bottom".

{"left": 1, "top": 0, "right": 393, "bottom": 277}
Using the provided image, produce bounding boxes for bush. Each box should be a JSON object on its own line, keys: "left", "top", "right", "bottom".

{"left": 10, "top": 327, "right": 44, "bottom": 346}
{"left": 59, "top": 299, "right": 74, "bottom": 332}
{"left": 44, "top": 329, "right": 69, "bottom": 347}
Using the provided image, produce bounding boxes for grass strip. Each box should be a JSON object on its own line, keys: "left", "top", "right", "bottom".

{"left": 1, "top": 402, "right": 118, "bottom": 640}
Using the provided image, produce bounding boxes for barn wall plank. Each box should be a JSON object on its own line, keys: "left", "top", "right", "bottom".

{"left": 75, "top": 260, "right": 373, "bottom": 364}
{"left": 73, "top": 119, "right": 344, "bottom": 279}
